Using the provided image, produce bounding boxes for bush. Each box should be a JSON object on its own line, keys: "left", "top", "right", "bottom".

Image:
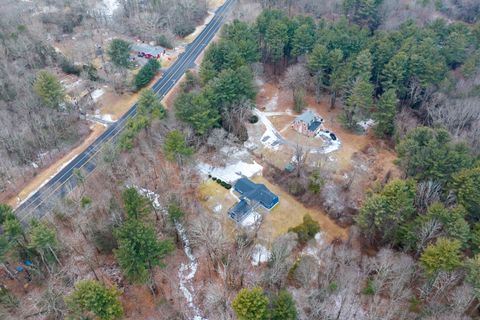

{"left": 288, "top": 214, "right": 320, "bottom": 244}
{"left": 211, "top": 177, "right": 232, "bottom": 189}
{"left": 93, "top": 226, "right": 118, "bottom": 254}
{"left": 248, "top": 115, "right": 259, "bottom": 124}
{"left": 61, "top": 59, "right": 82, "bottom": 75}
{"left": 156, "top": 34, "right": 173, "bottom": 49}
{"left": 173, "top": 21, "right": 196, "bottom": 37}
{"left": 135, "top": 59, "right": 160, "bottom": 89}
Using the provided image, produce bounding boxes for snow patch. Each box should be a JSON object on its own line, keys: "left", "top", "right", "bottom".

{"left": 241, "top": 211, "right": 261, "bottom": 228}
{"left": 264, "top": 94, "right": 278, "bottom": 112}
{"left": 313, "top": 131, "right": 342, "bottom": 154}
{"left": 251, "top": 244, "right": 271, "bottom": 266}
{"left": 91, "top": 88, "right": 105, "bottom": 102}
{"left": 198, "top": 161, "right": 263, "bottom": 184}
{"left": 358, "top": 119, "right": 375, "bottom": 131}
{"left": 97, "top": 0, "right": 119, "bottom": 16}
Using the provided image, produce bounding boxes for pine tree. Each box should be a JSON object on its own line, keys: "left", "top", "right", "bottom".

{"left": 343, "top": 78, "right": 373, "bottom": 129}
{"left": 108, "top": 39, "right": 132, "bottom": 68}
{"left": 453, "top": 165, "right": 480, "bottom": 221}
{"left": 271, "top": 290, "right": 297, "bottom": 320}
{"left": 232, "top": 287, "right": 269, "bottom": 320}
{"left": 66, "top": 280, "right": 123, "bottom": 320}
{"left": 114, "top": 219, "right": 174, "bottom": 283}
{"left": 373, "top": 89, "right": 397, "bottom": 137}
{"left": 122, "top": 187, "right": 152, "bottom": 220}
{"left": 163, "top": 130, "right": 194, "bottom": 162}
{"left": 291, "top": 24, "right": 315, "bottom": 57}
{"left": 135, "top": 59, "right": 160, "bottom": 89}
{"left": 420, "top": 238, "right": 462, "bottom": 275}
{"left": 34, "top": 71, "right": 65, "bottom": 109}
{"left": 137, "top": 89, "right": 166, "bottom": 119}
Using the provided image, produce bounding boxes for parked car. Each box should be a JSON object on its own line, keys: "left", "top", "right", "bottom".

{"left": 330, "top": 133, "right": 337, "bottom": 141}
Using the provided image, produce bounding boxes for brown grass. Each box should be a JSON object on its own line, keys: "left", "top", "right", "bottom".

{"left": 252, "top": 176, "right": 348, "bottom": 243}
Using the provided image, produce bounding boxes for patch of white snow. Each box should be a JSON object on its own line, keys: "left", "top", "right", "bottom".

{"left": 91, "top": 88, "right": 105, "bottom": 102}
{"left": 358, "top": 119, "right": 375, "bottom": 131}
{"left": 251, "top": 244, "right": 271, "bottom": 266}
{"left": 241, "top": 211, "right": 261, "bottom": 228}
{"left": 198, "top": 161, "right": 263, "bottom": 184}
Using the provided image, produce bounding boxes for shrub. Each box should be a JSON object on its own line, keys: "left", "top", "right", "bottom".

{"left": 156, "top": 34, "right": 173, "bottom": 49}
{"left": 61, "top": 59, "right": 82, "bottom": 75}
{"left": 173, "top": 21, "right": 196, "bottom": 37}
{"left": 232, "top": 287, "right": 269, "bottom": 320}
{"left": 288, "top": 214, "right": 320, "bottom": 244}
{"left": 135, "top": 59, "right": 160, "bottom": 89}
{"left": 248, "top": 115, "right": 259, "bottom": 123}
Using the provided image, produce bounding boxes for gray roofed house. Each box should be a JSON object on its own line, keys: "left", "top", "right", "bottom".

{"left": 228, "top": 177, "right": 279, "bottom": 223}
{"left": 292, "top": 110, "right": 323, "bottom": 137}
{"left": 132, "top": 43, "right": 164, "bottom": 57}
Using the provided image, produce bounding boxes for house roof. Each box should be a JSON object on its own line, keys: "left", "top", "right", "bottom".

{"left": 294, "top": 110, "right": 317, "bottom": 125}
{"left": 132, "top": 43, "right": 164, "bottom": 56}
{"left": 234, "top": 178, "right": 278, "bottom": 209}
{"left": 229, "top": 199, "right": 252, "bottom": 222}
{"left": 308, "top": 120, "right": 322, "bottom": 132}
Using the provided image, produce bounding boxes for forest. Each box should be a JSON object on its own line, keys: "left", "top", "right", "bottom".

{"left": 1, "top": 0, "right": 480, "bottom": 319}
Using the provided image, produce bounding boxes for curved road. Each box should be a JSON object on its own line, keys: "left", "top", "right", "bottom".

{"left": 14, "top": 0, "right": 236, "bottom": 222}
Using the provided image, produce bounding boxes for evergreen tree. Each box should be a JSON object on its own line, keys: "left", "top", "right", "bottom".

{"left": 222, "top": 20, "right": 260, "bottom": 64}
{"left": 28, "top": 220, "right": 60, "bottom": 266}
{"left": 453, "top": 165, "right": 480, "bottom": 221}
{"left": 34, "top": 71, "right": 65, "bottom": 109}
{"left": 271, "top": 290, "right": 297, "bottom": 320}
{"left": 291, "top": 24, "right": 315, "bottom": 57}
{"left": 108, "top": 39, "right": 132, "bottom": 68}
{"left": 465, "top": 255, "right": 480, "bottom": 299}
{"left": 356, "top": 179, "right": 416, "bottom": 245}
{"left": 353, "top": 49, "right": 373, "bottom": 81}
{"left": 420, "top": 238, "right": 462, "bottom": 275}
{"left": 174, "top": 92, "right": 220, "bottom": 135}
{"left": 288, "top": 214, "right": 321, "bottom": 244}
{"left": 163, "top": 130, "right": 194, "bottom": 162}
{"left": 114, "top": 219, "right": 174, "bottom": 283}
{"left": 66, "top": 280, "right": 123, "bottom": 320}
{"left": 137, "top": 89, "right": 166, "bottom": 119}
{"left": 265, "top": 19, "right": 289, "bottom": 67}
{"left": 232, "top": 287, "right": 269, "bottom": 320}
{"left": 122, "top": 187, "right": 151, "bottom": 220}
{"left": 208, "top": 66, "right": 256, "bottom": 107}
{"left": 380, "top": 51, "right": 408, "bottom": 93}
{"left": 343, "top": 78, "right": 373, "bottom": 129}
{"left": 373, "top": 88, "right": 397, "bottom": 137}
{"left": 135, "top": 59, "right": 160, "bottom": 89}
{"left": 396, "top": 127, "right": 473, "bottom": 184}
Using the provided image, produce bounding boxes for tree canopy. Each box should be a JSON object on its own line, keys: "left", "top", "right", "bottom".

{"left": 34, "top": 71, "right": 65, "bottom": 109}
{"left": 66, "top": 280, "right": 123, "bottom": 320}
{"left": 232, "top": 287, "right": 269, "bottom": 320}
{"left": 108, "top": 39, "right": 132, "bottom": 68}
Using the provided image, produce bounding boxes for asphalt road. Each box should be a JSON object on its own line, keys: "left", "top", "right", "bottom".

{"left": 14, "top": 0, "right": 236, "bottom": 222}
